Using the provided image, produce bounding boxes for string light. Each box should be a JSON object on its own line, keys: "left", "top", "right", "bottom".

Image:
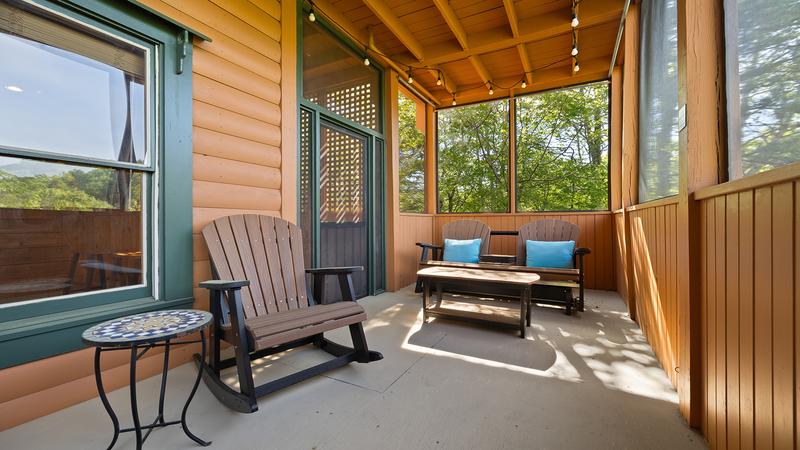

{"left": 521, "top": 79, "right": 527, "bottom": 89}
{"left": 571, "top": 13, "right": 579, "bottom": 28}
{"left": 408, "top": 75, "right": 414, "bottom": 84}
{"left": 308, "top": 3, "right": 316, "bottom": 22}
{"left": 452, "top": 94, "right": 457, "bottom": 106}
{"left": 571, "top": 44, "right": 578, "bottom": 56}
{"left": 363, "top": 56, "right": 370, "bottom": 66}
{"left": 488, "top": 83, "right": 494, "bottom": 95}
{"left": 573, "top": 60, "right": 580, "bottom": 72}
{"left": 436, "top": 73, "right": 442, "bottom": 86}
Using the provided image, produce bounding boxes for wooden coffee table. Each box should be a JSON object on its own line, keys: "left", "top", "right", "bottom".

{"left": 416, "top": 266, "right": 540, "bottom": 338}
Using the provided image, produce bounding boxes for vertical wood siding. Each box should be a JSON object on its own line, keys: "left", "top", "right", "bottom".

{"left": 0, "top": 0, "right": 285, "bottom": 431}
{"left": 698, "top": 180, "right": 797, "bottom": 449}
{"left": 392, "top": 214, "right": 434, "bottom": 290}
{"left": 625, "top": 201, "right": 680, "bottom": 388}
{"left": 431, "top": 212, "right": 615, "bottom": 290}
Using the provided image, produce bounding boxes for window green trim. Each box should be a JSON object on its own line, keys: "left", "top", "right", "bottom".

{"left": 0, "top": 0, "right": 194, "bottom": 369}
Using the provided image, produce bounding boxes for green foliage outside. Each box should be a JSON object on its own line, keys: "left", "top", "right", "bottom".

{"left": 516, "top": 82, "right": 609, "bottom": 211}
{"left": 0, "top": 165, "right": 142, "bottom": 211}
{"left": 437, "top": 99, "right": 510, "bottom": 213}
{"left": 398, "top": 92, "right": 425, "bottom": 213}
{"left": 733, "top": 0, "right": 799, "bottom": 177}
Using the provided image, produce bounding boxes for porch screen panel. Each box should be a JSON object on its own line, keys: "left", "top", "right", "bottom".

{"left": 638, "top": 0, "right": 679, "bottom": 202}
{"left": 302, "top": 17, "right": 380, "bottom": 132}
{"left": 398, "top": 90, "right": 425, "bottom": 213}
{"left": 724, "top": 0, "right": 799, "bottom": 178}
{"left": 515, "top": 82, "right": 610, "bottom": 211}
{"left": 437, "top": 99, "right": 510, "bottom": 213}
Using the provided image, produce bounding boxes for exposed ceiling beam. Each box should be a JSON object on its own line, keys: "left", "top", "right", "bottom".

{"left": 516, "top": 44, "right": 534, "bottom": 85}
{"left": 438, "top": 56, "right": 609, "bottom": 105}
{"left": 402, "top": 0, "right": 624, "bottom": 67}
{"left": 362, "top": 0, "right": 425, "bottom": 61}
{"left": 312, "top": 0, "right": 439, "bottom": 104}
{"left": 435, "top": 65, "right": 457, "bottom": 94}
{"left": 502, "top": 0, "right": 520, "bottom": 38}
{"left": 469, "top": 55, "right": 492, "bottom": 87}
{"left": 431, "top": 0, "right": 469, "bottom": 50}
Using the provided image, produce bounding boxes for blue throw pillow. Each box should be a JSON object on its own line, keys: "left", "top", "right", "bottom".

{"left": 443, "top": 238, "right": 481, "bottom": 263}
{"left": 526, "top": 240, "right": 575, "bottom": 269}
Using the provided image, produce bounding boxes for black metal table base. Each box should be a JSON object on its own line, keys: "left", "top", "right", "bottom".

{"left": 93, "top": 330, "right": 211, "bottom": 450}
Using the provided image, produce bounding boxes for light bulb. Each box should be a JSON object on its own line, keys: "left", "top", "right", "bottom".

{"left": 436, "top": 76, "right": 442, "bottom": 86}
{"left": 309, "top": 10, "right": 316, "bottom": 22}
{"left": 489, "top": 88, "right": 494, "bottom": 95}
{"left": 571, "top": 14, "right": 579, "bottom": 28}
{"left": 574, "top": 63, "right": 580, "bottom": 72}
{"left": 521, "top": 80, "right": 527, "bottom": 89}
{"left": 452, "top": 96, "right": 457, "bottom": 106}
{"left": 571, "top": 45, "right": 578, "bottom": 56}
{"left": 408, "top": 75, "right": 413, "bottom": 84}
{"left": 363, "top": 57, "right": 370, "bottom": 66}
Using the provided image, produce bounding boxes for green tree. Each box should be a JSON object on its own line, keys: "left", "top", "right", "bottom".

{"left": 516, "top": 82, "right": 610, "bottom": 211}
{"left": 398, "top": 92, "right": 425, "bottom": 213}
{"left": 437, "top": 99, "right": 509, "bottom": 213}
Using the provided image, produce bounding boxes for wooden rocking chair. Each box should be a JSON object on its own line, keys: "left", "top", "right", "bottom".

{"left": 195, "top": 214, "right": 382, "bottom": 413}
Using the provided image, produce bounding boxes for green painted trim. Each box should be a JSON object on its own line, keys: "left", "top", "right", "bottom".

{"left": 300, "top": 100, "right": 385, "bottom": 140}
{"left": 125, "top": 0, "right": 212, "bottom": 42}
{"left": 0, "top": 0, "right": 194, "bottom": 367}
{"left": 0, "top": 296, "right": 194, "bottom": 369}
{"left": 0, "top": 145, "right": 156, "bottom": 172}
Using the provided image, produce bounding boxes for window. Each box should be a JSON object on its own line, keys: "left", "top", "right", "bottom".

{"left": 516, "top": 82, "right": 610, "bottom": 211}
{"left": 398, "top": 89, "right": 425, "bottom": 213}
{"left": 638, "top": 0, "right": 679, "bottom": 201}
{"left": 437, "top": 99, "right": 509, "bottom": 213}
{"left": 724, "top": 0, "right": 799, "bottom": 178}
{"left": 0, "top": 0, "right": 194, "bottom": 368}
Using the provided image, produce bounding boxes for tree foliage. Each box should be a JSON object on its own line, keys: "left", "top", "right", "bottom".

{"left": 437, "top": 99, "right": 509, "bottom": 213}
{"left": 398, "top": 91, "right": 425, "bottom": 213}
{"left": 516, "top": 82, "right": 609, "bottom": 211}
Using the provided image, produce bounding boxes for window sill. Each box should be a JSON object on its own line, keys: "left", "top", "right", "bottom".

{"left": 0, "top": 296, "right": 194, "bottom": 369}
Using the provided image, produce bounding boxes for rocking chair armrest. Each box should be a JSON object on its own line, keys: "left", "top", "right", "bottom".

{"left": 199, "top": 279, "right": 250, "bottom": 290}
{"left": 305, "top": 266, "right": 363, "bottom": 275}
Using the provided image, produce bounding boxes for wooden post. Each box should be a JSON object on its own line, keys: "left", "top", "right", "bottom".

{"left": 425, "top": 103, "right": 437, "bottom": 213}
{"left": 508, "top": 91, "right": 516, "bottom": 214}
{"left": 610, "top": 68, "right": 622, "bottom": 212}
{"left": 675, "top": 0, "right": 725, "bottom": 427}
{"left": 385, "top": 71, "right": 401, "bottom": 291}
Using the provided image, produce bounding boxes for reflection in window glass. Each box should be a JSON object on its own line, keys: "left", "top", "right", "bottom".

{"left": 0, "top": 0, "right": 148, "bottom": 165}
{"left": 398, "top": 90, "right": 425, "bottom": 213}
{"left": 437, "top": 99, "right": 509, "bottom": 213}
{"left": 0, "top": 157, "right": 144, "bottom": 304}
{"left": 302, "top": 17, "right": 381, "bottom": 132}
{"left": 516, "top": 82, "right": 609, "bottom": 211}
{"left": 638, "top": 0, "right": 679, "bottom": 201}
{"left": 725, "top": 0, "right": 799, "bottom": 178}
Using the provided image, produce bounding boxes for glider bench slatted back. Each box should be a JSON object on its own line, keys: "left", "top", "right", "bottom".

{"left": 196, "top": 214, "right": 382, "bottom": 413}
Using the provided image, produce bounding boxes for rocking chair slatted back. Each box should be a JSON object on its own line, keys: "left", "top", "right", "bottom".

{"left": 516, "top": 219, "right": 581, "bottom": 266}
{"left": 442, "top": 219, "right": 491, "bottom": 256}
{"left": 203, "top": 215, "right": 309, "bottom": 320}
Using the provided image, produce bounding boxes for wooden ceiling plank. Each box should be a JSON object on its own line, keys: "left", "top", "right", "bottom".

{"left": 415, "top": 0, "right": 624, "bottom": 66}
{"left": 431, "top": 0, "right": 469, "bottom": 50}
{"left": 362, "top": 0, "right": 426, "bottom": 61}
{"left": 313, "top": 0, "right": 439, "bottom": 104}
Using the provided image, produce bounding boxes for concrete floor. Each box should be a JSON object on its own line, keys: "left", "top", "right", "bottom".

{"left": 1, "top": 287, "right": 706, "bottom": 450}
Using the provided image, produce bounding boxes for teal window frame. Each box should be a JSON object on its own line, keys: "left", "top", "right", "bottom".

{"left": 0, "top": 0, "right": 199, "bottom": 368}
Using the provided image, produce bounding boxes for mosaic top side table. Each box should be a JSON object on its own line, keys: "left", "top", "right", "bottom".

{"left": 82, "top": 309, "right": 213, "bottom": 450}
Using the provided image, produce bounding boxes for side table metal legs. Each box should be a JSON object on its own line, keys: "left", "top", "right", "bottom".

{"left": 94, "top": 330, "right": 210, "bottom": 449}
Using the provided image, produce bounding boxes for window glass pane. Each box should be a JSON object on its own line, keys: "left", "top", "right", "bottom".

{"left": 0, "top": 156, "right": 144, "bottom": 305}
{"left": 638, "top": 0, "right": 679, "bottom": 201}
{"left": 398, "top": 90, "right": 425, "bottom": 213}
{"left": 0, "top": 0, "right": 148, "bottom": 165}
{"left": 725, "top": 0, "right": 799, "bottom": 178}
{"left": 437, "top": 99, "right": 509, "bottom": 213}
{"left": 516, "top": 82, "right": 609, "bottom": 211}
{"left": 302, "top": 17, "right": 381, "bottom": 132}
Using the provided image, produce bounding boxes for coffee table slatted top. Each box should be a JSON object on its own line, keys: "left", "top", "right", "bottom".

{"left": 416, "top": 266, "right": 540, "bottom": 285}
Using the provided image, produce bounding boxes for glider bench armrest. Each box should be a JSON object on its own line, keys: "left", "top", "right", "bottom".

{"left": 416, "top": 242, "right": 443, "bottom": 262}
{"left": 305, "top": 266, "right": 364, "bottom": 304}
